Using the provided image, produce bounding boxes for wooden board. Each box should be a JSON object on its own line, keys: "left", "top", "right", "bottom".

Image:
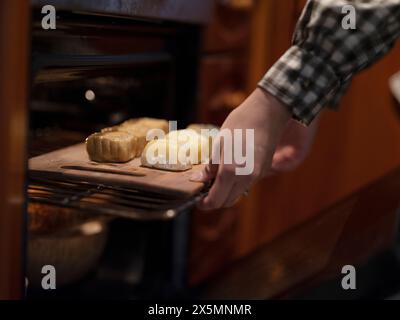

{"left": 28, "top": 143, "right": 205, "bottom": 199}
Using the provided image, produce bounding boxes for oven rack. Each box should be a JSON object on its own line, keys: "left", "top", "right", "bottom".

{"left": 28, "top": 176, "right": 207, "bottom": 220}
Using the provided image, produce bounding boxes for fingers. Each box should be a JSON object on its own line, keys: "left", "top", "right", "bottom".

{"left": 197, "top": 132, "right": 237, "bottom": 210}
{"left": 198, "top": 165, "right": 236, "bottom": 210}
{"left": 192, "top": 126, "right": 265, "bottom": 210}
{"left": 222, "top": 177, "right": 253, "bottom": 208}
{"left": 190, "top": 161, "right": 218, "bottom": 182}
{"left": 190, "top": 132, "right": 222, "bottom": 183}
{"left": 222, "top": 183, "right": 242, "bottom": 208}
{"left": 271, "top": 145, "right": 299, "bottom": 172}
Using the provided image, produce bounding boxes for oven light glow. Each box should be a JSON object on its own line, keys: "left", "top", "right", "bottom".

{"left": 166, "top": 210, "right": 175, "bottom": 218}
{"left": 85, "top": 89, "right": 96, "bottom": 101}
{"left": 80, "top": 221, "right": 103, "bottom": 235}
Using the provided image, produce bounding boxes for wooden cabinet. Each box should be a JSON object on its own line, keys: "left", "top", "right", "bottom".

{"left": 202, "top": 0, "right": 253, "bottom": 53}
{"left": 0, "top": 0, "right": 29, "bottom": 299}
{"left": 189, "top": 0, "right": 400, "bottom": 287}
{"left": 197, "top": 55, "right": 248, "bottom": 125}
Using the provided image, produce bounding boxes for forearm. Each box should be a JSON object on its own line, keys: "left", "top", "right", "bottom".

{"left": 259, "top": 0, "right": 400, "bottom": 125}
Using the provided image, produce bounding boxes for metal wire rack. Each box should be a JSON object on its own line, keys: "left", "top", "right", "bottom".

{"left": 28, "top": 176, "right": 208, "bottom": 220}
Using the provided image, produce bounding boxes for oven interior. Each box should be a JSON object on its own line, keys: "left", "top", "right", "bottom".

{"left": 27, "top": 11, "right": 202, "bottom": 299}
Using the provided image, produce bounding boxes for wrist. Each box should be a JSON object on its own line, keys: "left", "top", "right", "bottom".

{"left": 254, "top": 87, "right": 291, "bottom": 135}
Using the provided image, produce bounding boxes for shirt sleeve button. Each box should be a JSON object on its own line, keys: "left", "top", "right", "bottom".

{"left": 301, "top": 79, "right": 311, "bottom": 89}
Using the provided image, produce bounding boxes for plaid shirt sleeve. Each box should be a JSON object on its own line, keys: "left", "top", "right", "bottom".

{"left": 258, "top": 0, "right": 400, "bottom": 125}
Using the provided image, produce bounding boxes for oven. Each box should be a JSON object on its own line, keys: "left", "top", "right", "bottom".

{"left": 21, "top": 3, "right": 212, "bottom": 299}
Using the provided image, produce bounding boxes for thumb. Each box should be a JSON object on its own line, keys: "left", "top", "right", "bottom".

{"left": 190, "top": 162, "right": 219, "bottom": 182}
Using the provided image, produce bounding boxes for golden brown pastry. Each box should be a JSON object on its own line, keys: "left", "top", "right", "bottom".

{"left": 86, "top": 131, "right": 138, "bottom": 163}
{"left": 100, "top": 117, "right": 169, "bottom": 157}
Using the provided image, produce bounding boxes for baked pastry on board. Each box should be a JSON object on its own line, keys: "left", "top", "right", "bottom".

{"left": 86, "top": 119, "right": 219, "bottom": 172}
{"left": 86, "top": 117, "right": 169, "bottom": 163}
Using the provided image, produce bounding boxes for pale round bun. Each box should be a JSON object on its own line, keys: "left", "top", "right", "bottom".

{"left": 141, "top": 139, "right": 192, "bottom": 171}
{"left": 166, "top": 129, "right": 210, "bottom": 164}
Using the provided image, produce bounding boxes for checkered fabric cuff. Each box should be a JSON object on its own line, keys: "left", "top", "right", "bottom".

{"left": 258, "top": 45, "right": 346, "bottom": 126}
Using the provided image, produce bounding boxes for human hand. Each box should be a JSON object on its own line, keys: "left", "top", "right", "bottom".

{"left": 190, "top": 88, "right": 291, "bottom": 210}
{"left": 270, "top": 115, "right": 320, "bottom": 173}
